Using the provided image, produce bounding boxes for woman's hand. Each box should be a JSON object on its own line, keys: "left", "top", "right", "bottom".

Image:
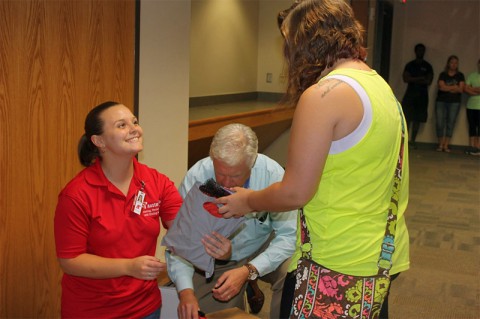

{"left": 215, "top": 187, "right": 254, "bottom": 218}
{"left": 128, "top": 255, "right": 165, "bottom": 280}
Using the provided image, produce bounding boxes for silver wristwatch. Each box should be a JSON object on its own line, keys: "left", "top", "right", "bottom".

{"left": 245, "top": 263, "right": 259, "bottom": 280}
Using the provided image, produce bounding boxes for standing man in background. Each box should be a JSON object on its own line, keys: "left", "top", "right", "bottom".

{"left": 401, "top": 43, "right": 434, "bottom": 148}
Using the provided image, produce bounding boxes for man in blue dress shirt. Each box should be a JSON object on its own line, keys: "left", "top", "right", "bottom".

{"left": 166, "top": 123, "right": 296, "bottom": 319}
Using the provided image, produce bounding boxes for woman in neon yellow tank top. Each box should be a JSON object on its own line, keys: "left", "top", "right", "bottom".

{"left": 216, "top": 0, "right": 410, "bottom": 318}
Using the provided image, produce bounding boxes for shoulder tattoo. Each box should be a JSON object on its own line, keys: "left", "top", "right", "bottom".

{"left": 317, "top": 79, "right": 344, "bottom": 98}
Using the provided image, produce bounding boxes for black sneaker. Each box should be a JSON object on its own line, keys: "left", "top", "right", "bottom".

{"left": 465, "top": 147, "right": 480, "bottom": 155}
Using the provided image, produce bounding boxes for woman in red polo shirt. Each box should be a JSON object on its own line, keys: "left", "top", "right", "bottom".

{"left": 54, "top": 101, "right": 183, "bottom": 318}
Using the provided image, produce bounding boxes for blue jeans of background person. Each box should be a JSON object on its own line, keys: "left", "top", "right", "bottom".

{"left": 435, "top": 101, "right": 460, "bottom": 138}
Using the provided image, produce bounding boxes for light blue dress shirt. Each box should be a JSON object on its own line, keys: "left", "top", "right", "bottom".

{"left": 166, "top": 154, "right": 297, "bottom": 292}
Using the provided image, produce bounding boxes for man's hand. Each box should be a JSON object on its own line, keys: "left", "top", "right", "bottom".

{"left": 178, "top": 289, "right": 200, "bottom": 319}
{"left": 211, "top": 266, "right": 249, "bottom": 302}
{"left": 202, "top": 231, "right": 232, "bottom": 260}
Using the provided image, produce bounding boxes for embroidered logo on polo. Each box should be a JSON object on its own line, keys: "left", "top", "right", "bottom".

{"left": 141, "top": 200, "right": 161, "bottom": 217}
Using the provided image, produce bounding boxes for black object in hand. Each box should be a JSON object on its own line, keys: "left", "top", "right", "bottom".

{"left": 199, "top": 178, "right": 232, "bottom": 198}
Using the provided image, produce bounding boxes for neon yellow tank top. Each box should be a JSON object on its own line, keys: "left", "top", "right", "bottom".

{"left": 288, "top": 68, "right": 410, "bottom": 276}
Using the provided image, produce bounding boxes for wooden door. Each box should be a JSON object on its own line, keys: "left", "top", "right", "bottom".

{"left": 0, "top": 0, "right": 136, "bottom": 317}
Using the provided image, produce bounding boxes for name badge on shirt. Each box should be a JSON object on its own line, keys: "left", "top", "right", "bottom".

{"left": 132, "top": 190, "right": 145, "bottom": 215}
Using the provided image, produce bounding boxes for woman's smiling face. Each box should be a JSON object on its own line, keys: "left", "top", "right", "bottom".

{"left": 94, "top": 104, "right": 143, "bottom": 157}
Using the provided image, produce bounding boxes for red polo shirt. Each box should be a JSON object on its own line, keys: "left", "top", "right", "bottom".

{"left": 54, "top": 158, "right": 182, "bottom": 318}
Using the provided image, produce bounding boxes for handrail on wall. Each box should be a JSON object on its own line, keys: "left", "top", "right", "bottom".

{"left": 189, "top": 106, "right": 294, "bottom": 141}
{"left": 188, "top": 106, "right": 294, "bottom": 167}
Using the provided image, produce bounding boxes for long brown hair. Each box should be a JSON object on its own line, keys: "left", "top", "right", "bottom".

{"left": 444, "top": 55, "right": 459, "bottom": 73}
{"left": 278, "top": 0, "right": 367, "bottom": 107}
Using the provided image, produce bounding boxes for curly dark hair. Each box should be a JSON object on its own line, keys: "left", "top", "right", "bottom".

{"left": 278, "top": 0, "right": 367, "bottom": 107}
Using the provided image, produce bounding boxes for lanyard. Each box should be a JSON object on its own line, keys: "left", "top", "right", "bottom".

{"left": 132, "top": 181, "right": 145, "bottom": 215}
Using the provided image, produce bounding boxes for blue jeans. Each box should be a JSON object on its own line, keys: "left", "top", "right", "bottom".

{"left": 435, "top": 101, "right": 460, "bottom": 137}
{"left": 142, "top": 307, "right": 161, "bottom": 319}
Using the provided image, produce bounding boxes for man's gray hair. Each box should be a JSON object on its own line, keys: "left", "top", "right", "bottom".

{"left": 210, "top": 123, "right": 258, "bottom": 168}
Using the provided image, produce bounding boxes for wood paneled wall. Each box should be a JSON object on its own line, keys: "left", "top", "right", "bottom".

{"left": 0, "top": 1, "right": 136, "bottom": 317}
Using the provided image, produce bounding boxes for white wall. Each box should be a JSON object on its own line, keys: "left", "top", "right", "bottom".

{"left": 389, "top": 0, "right": 479, "bottom": 146}
{"left": 256, "top": 0, "right": 291, "bottom": 93}
{"left": 138, "top": 0, "right": 190, "bottom": 186}
{"left": 190, "top": 0, "right": 377, "bottom": 97}
{"left": 190, "top": 0, "right": 259, "bottom": 97}
{"left": 138, "top": 0, "right": 190, "bottom": 260}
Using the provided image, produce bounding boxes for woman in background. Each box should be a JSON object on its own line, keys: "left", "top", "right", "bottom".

{"left": 54, "top": 101, "right": 182, "bottom": 318}
{"left": 435, "top": 55, "right": 465, "bottom": 152}
{"left": 464, "top": 59, "right": 480, "bottom": 155}
{"left": 216, "top": 0, "right": 410, "bottom": 318}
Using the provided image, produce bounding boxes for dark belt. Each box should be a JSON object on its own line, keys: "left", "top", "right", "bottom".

{"left": 194, "top": 259, "right": 237, "bottom": 282}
